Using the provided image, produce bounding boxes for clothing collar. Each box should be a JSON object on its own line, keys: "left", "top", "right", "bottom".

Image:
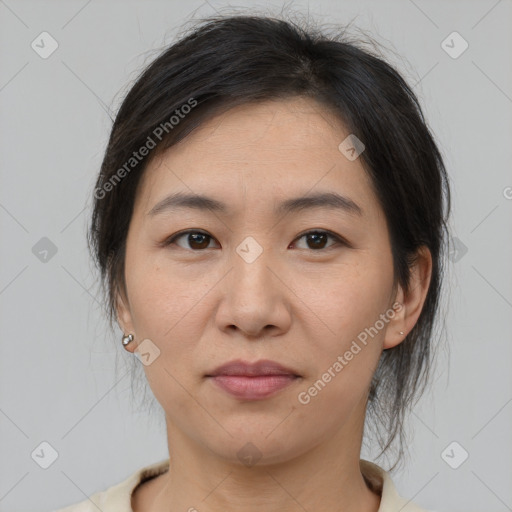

{"left": 101, "top": 457, "right": 428, "bottom": 511}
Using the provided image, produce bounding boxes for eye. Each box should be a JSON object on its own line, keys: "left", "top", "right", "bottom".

{"left": 291, "top": 230, "right": 346, "bottom": 250}
{"left": 163, "top": 230, "right": 218, "bottom": 250}
{"left": 162, "top": 229, "right": 348, "bottom": 252}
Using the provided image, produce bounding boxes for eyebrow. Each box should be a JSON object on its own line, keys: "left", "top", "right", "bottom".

{"left": 148, "top": 191, "right": 363, "bottom": 218}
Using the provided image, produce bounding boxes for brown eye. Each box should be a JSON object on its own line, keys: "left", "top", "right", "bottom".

{"left": 292, "top": 230, "right": 345, "bottom": 251}
{"left": 164, "top": 230, "right": 217, "bottom": 250}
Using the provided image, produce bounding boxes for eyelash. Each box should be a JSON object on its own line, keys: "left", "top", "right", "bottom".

{"left": 161, "top": 229, "right": 349, "bottom": 251}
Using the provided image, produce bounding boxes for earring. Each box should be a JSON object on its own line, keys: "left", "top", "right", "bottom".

{"left": 399, "top": 331, "right": 404, "bottom": 336}
{"left": 122, "top": 333, "right": 134, "bottom": 346}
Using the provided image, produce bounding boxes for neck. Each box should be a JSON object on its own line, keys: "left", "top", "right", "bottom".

{"left": 135, "top": 413, "right": 381, "bottom": 512}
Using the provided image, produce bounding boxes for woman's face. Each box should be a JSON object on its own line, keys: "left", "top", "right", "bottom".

{"left": 117, "top": 97, "right": 415, "bottom": 464}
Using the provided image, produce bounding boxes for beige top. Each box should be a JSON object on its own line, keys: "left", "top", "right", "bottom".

{"left": 53, "top": 458, "right": 431, "bottom": 512}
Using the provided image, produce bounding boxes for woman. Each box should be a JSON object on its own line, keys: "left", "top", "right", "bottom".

{"left": 55, "top": 12, "right": 450, "bottom": 512}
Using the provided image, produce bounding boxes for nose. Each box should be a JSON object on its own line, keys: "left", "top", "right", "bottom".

{"left": 214, "top": 244, "right": 292, "bottom": 339}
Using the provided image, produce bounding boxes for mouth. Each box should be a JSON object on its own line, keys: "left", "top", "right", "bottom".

{"left": 205, "top": 359, "right": 301, "bottom": 400}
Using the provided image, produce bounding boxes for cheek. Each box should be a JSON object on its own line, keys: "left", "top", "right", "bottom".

{"left": 124, "top": 255, "right": 216, "bottom": 389}
{"left": 291, "top": 251, "right": 393, "bottom": 400}
{"left": 125, "top": 261, "right": 205, "bottom": 414}
{"left": 293, "top": 270, "right": 388, "bottom": 417}
{"left": 125, "top": 249, "right": 201, "bottom": 339}
{"left": 297, "top": 254, "right": 393, "bottom": 343}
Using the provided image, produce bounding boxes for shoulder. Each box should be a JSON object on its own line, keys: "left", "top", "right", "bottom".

{"left": 360, "top": 459, "right": 435, "bottom": 512}
{"left": 52, "top": 486, "right": 107, "bottom": 512}
{"left": 52, "top": 458, "right": 170, "bottom": 512}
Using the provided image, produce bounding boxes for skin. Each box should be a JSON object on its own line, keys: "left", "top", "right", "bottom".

{"left": 116, "top": 96, "right": 432, "bottom": 512}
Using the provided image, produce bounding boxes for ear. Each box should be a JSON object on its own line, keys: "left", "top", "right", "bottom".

{"left": 383, "top": 245, "right": 432, "bottom": 349}
{"left": 115, "top": 286, "right": 137, "bottom": 353}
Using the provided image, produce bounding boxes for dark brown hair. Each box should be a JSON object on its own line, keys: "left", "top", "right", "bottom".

{"left": 88, "top": 13, "right": 451, "bottom": 470}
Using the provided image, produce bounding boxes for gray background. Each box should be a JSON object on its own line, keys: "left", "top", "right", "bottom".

{"left": 1, "top": 1, "right": 511, "bottom": 511}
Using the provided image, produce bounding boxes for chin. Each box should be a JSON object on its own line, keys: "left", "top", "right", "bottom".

{"left": 198, "top": 425, "right": 316, "bottom": 467}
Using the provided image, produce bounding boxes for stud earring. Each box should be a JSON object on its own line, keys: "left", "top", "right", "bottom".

{"left": 122, "top": 333, "right": 134, "bottom": 346}
{"left": 399, "top": 331, "right": 404, "bottom": 336}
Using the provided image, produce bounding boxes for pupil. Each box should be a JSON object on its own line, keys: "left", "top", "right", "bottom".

{"left": 308, "top": 233, "right": 326, "bottom": 249}
{"left": 190, "top": 233, "right": 209, "bottom": 249}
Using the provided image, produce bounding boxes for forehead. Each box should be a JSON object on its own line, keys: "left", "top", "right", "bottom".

{"left": 135, "top": 97, "right": 379, "bottom": 218}
{"left": 176, "top": 97, "right": 349, "bottom": 158}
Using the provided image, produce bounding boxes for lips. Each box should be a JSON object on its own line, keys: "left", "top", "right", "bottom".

{"left": 206, "top": 359, "right": 300, "bottom": 377}
{"left": 206, "top": 359, "right": 301, "bottom": 400}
